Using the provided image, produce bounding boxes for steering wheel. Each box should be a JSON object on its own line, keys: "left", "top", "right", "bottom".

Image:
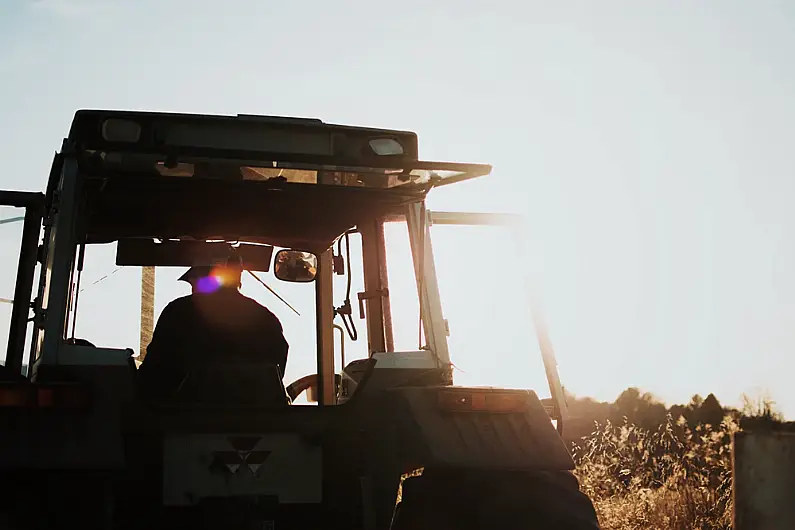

{"left": 286, "top": 373, "right": 341, "bottom": 402}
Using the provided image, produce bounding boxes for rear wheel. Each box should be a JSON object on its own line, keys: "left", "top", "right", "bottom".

{"left": 391, "top": 469, "right": 600, "bottom": 530}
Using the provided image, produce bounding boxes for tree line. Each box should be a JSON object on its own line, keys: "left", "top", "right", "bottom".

{"left": 562, "top": 387, "right": 788, "bottom": 445}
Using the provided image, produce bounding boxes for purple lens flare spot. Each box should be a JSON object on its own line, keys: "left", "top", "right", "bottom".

{"left": 196, "top": 275, "right": 222, "bottom": 294}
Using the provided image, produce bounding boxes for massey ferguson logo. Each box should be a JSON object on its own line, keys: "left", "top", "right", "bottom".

{"left": 208, "top": 435, "right": 272, "bottom": 477}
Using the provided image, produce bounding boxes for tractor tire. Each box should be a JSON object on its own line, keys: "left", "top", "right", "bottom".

{"left": 391, "top": 469, "right": 600, "bottom": 530}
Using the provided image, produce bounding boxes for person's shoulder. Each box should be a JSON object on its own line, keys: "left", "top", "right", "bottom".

{"left": 167, "top": 294, "right": 193, "bottom": 306}
{"left": 236, "top": 293, "right": 279, "bottom": 317}
{"left": 162, "top": 294, "right": 194, "bottom": 313}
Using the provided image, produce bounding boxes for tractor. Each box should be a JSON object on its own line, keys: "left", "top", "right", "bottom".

{"left": 0, "top": 110, "right": 600, "bottom": 529}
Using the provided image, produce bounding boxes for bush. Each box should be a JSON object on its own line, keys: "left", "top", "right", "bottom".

{"left": 572, "top": 414, "right": 738, "bottom": 530}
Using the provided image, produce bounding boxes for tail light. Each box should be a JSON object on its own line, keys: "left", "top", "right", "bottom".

{"left": 436, "top": 390, "right": 527, "bottom": 413}
{"left": 0, "top": 383, "right": 90, "bottom": 409}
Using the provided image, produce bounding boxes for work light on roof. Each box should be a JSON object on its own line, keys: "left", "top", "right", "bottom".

{"left": 101, "top": 118, "right": 141, "bottom": 143}
{"left": 368, "top": 138, "right": 404, "bottom": 156}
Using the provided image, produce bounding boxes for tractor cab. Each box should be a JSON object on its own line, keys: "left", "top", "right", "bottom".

{"left": 0, "top": 110, "right": 596, "bottom": 530}
{"left": 32, "top": 110, "right": 494, "bottom": 401}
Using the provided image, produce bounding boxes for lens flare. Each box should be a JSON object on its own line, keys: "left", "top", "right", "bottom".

{"left": 196, "top": 274, "right": 222, "bottom": 294}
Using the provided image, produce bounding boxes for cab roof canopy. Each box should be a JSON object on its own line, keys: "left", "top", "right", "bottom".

{"left": 58, "top": 110, "right": 491, "bottom": 253}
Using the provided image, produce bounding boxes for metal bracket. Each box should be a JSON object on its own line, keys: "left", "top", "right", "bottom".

{"left": 357, "top": 289, "right": 389, "bottom": 319}
{"left": 332, "top": 254, "right": 345, "bottom": 275}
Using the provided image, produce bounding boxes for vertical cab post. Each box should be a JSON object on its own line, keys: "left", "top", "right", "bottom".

{"left": 376, "top": 218, "right": 394, "bottom": 353}
{"left": 358, "top": 220, "right": 387, "bottom": 355}
{"left": 315, "top": 249, "right": 336, "bottom": 405}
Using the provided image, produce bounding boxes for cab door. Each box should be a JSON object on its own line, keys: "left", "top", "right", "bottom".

{"left": 0, "top": 191, "right": 45, "bottom": 378}
{"left": 408, "top": 205, "right": 569, "bottom": 433}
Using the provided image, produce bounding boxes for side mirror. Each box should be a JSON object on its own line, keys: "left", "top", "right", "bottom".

{"left": 274, "top": 250, "right": 318, "bottom": 283}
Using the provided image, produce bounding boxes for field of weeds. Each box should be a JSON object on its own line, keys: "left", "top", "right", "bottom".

{"left": 396, "top": 392, "right": 783, "bottom": 529}
{"left": 572, "top": 415, "right": 737, "bottom": 530}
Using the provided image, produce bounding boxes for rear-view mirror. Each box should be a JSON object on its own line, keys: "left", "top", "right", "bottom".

{"left": 274, "top": 250, "right": 318, "bottom": 283}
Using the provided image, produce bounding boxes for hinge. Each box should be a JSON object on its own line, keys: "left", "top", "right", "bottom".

{"left": 33, "top": 308, "right": 46, "bottom": 328}
{"left": 444, "top": 319, "right": 450, "bottom": 336}
{"left": 42, "top": 191, "right": 60, "bottom": 228}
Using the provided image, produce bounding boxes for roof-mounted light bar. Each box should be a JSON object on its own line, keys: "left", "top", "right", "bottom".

{"left": 70, "top": 110, "right": 493, "bottom": 190}
{"left": 71, "top": 109, "right": 420, "bottom": 167}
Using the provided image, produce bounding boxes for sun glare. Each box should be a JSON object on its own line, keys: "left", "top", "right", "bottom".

{"left": 195, "top": 275, "right": 223, "bottom": 294}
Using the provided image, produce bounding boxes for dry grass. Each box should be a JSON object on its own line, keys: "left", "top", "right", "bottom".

{"left": 397, "top": 414, "right": 745, "bottom": 528}
{"left": 572, "top": 415, "right": 738, "bottom": 530}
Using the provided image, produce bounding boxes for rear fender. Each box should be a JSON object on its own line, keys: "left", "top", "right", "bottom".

{"left": 0, "top": 345, "right": 134, "bottom": 470}
{"left": 386, "top": 386, "right": 574, "bottom": 471}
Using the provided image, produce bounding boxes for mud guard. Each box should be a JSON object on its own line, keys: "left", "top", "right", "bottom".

{"left": 386, "top": 386, "right": 574, "bottom": 471}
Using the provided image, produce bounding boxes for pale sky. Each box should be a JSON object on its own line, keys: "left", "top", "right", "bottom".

{"left": 1, "top": 0, "right": 794, "bottom": 417}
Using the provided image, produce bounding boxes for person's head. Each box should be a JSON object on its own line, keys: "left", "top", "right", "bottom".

{"left": 179, "top": 261, "right": 243, "bottom": 295}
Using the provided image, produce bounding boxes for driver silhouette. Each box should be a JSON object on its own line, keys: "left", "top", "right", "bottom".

{"left": 137, "top": 258, "right": 289, "bottom": 401}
